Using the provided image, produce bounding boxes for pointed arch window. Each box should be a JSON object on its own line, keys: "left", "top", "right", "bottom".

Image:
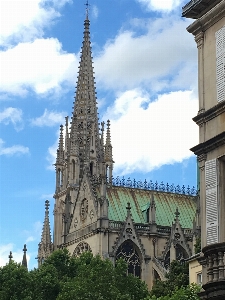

{"left": 57, "top": 168, "right": 62, "bottom": 188}
{"left": 90, "top": 161, "right": 93, "bottom": 175}
{"left": 72, "top": 159, "right": 75, "bottom": 180}
{"left": 116, "top": 240, "right": 141, "bottom": 278}
{"left": 164, "top": 245, "right": 188, "bottom": 269}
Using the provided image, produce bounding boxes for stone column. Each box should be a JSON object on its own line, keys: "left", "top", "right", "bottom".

{"left": 195, "top": 32, "right": 205, "bottom": 115}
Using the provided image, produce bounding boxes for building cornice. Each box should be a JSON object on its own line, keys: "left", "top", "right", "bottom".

{"left": 193, "top": 100, "right": 225, "bottom": 126}
{"left": 187, "top": 1, "right": 225, "bottom": 36}
{"left": 182, "top": 0, "right": 223, "bottom": 19}
{"left": 190, "top": 131, "right": 225, "bottom": 156}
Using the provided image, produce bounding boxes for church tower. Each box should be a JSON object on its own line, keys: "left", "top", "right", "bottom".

{"left": 38, "top": 4, "right": 198, "bottom": 291}
{"left": 52, "top": 9, "right": 113, "bottom": 250}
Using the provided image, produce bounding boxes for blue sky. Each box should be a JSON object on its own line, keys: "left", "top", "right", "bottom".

{"left": 0, "top": 0, "right": 199, "bottom": 268}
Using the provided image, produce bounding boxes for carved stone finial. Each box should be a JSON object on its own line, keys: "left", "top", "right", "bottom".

{"left": 8, "top": 251, "right": 13, "bottom": 262}
{"left": 85, "top": 0, "right": 90, "bottom": 20}
{"left": 45, "top": 200, "right": 50, "bottom": 211}
{"left": 65, "top": 116, "right": 69, "bottom": 127}
{"left": 101, "top": 121, "right": 105, "bottom": 133}
{"left": 126, "top": 202, "right": 131, "bottom": 216}
{"left": 175, "top": 208, "right": 180, "bottom": 221}
{"left": 23, "top": 244, "right": 27, "bottom": 253}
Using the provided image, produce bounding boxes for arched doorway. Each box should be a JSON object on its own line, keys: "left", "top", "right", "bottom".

{"left": 115, "top": 240, "right": 141, "bottom": 277}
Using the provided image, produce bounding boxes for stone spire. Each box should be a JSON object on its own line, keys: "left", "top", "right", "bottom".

{"left": 38, "top": 200, "right": 53, "bottom": 267}
{"left": 56, "top": 125, "right": 64, "bottom": 165}
{"left": 104, "top": 120, "right": 113, "bottom": 179}
{"left": 22, "top": 244, "right": 28, "bottom": 269}
{"left": 55, "top": 125, "right": 64, "bottom": 192}
{"left": 69, "top": 13, "right": 103, "bottom": 181}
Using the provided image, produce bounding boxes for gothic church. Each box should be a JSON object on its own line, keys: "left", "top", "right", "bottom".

{"left": 38, "top": 12, "right": 199, "bottom": 289}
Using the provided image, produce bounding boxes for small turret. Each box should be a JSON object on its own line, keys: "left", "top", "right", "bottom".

{"left": 104, "top": 120, "right": 114, "bottom": 180}
{"left": 22, "top": 244, "right": 28, "bottom": 269}
{"left": 149, "top": 194, "right": 156, "bottom": 224}
{"left": 55, "top": 125, "right": 64, "bottom": 192}
{"left": 38, "top": 200, "right": 53, "bottom": 267}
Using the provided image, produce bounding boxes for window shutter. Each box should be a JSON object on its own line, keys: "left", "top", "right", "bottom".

{"left": 205, "top": 159, "right": 218, "bottom": 245}
{"left": 216, "top": 26, "right": 225, "bottom": 102}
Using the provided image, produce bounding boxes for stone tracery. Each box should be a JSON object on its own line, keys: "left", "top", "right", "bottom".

{"left": 115, "top": 240, "right": 141, "bottom": 278}
{"left": 73, "top": 241, "right": 92, "bottom": 257}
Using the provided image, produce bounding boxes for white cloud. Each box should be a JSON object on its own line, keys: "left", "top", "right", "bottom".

{"left": 46, "top": 125, "right": 67, "bottom": 170}
{"left": 0, "top": 0, "right": 71, "bottom": 46}
{"left": 0, "top": 107, "right": 24, "bottom": 130}
{"left": 0, "top": 138, "right": 29, "bottom": 156}
{"left": 0, "top": 38, "right": 77, "bottom": 96}
{"left": 95, "top": 17, "right": 196, "bottom": 91}
{"left": 22, "top": 221, "right": 43, "bottom": 245}
{"left": 137, "top": 0, "right": 183, "bottom": 11}
{"left": 0, "top": 243, "right": 30, "bottom": 267}
{"left": 103, "top": 89, "right": 198, "bottom": 175}
{"left": 40, "top": 193, "right": 54, "bottom": 200}
{"left": 31, "top": 109, "right": 67, "bottom": 127}
{"left": 92, "top": 5, "right": 99, "bottom": 19}
{"left": 47, "top": 133, "right": 59, "bottom": 170}
{"left": 25, "top": 236, "right": 35, "bottom": 243}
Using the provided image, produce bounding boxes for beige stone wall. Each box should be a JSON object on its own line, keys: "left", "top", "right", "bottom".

{"left": 189, "top": 258, "right": 202, "bottom": 285}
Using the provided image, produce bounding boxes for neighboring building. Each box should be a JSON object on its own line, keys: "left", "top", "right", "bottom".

{"left": 186, "top": 253, "right": 202, "bottom": 285}
{"left": 38, "top": 10, "right": 199, "bottom": 290}
{"left": 183, "top": 0, "right": 225, "bottom": 299}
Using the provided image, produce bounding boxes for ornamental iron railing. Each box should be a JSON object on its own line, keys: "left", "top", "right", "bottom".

{"left": 91, "top": 175, "right": 198, "bottom": 196}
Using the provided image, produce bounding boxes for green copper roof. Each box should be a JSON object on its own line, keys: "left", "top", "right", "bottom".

{"left": 107, "top": 186, "right": 197, "bottom": 228}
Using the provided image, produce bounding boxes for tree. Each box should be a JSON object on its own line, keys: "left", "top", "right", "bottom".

{"left": 57, "top": 251, "right": 149, "bottom": 300}
{"left": 150, "top": 260, "right": 189, "bottom": 298}
{"left": 144, "top": 284, "right": 200, "bottom": 300}
{"left": 0, "top": 261, "right": 32, "bottom": 300}
{"left": 0, "top": 250, "right": 149, "bottom": 300}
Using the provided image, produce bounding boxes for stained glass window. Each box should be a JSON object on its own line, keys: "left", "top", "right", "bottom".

{"left": 116, "top": 240, "right": 141, "bottom": 278}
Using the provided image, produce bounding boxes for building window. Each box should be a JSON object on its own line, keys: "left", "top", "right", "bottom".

{"left": 205, "top": 159, "right": 219, "bottom": 245}
{"left": 216, "top": 25, "right": 225, "bottom": 102}
{"left": 116, "top": 240, "right": 141, "bottom": 278}
{"left": 73, "top": 242, "right": 92, "bottom": 257}
{"left": 90, "top": 162, "right": 93, "bottom": 175}
{"left": 72, "top": 159, "right": 75, "bottom": 179}
{"left": 197, "top": 273, "right": 202, "bottom": 286}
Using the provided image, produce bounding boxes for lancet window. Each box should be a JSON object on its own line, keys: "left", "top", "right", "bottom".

{"left": 115, "top": 240, "right": 141, "bottom": 278}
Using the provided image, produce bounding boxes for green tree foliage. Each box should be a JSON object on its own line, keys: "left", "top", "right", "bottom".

{"left": 150, "top": 260, "right": 189, "bottom": 298}
{"left": 57, "top": 251, "right": 149, "bottom": 300}
{"left": 194, "top": 237, "right": 201, "bottom": 254}
{"left": 0, "top": 261, "right": 32, "bottom": 300}
{"left": 0, "top": 252, "right": 200, "bottom": 300}
{"left": 145, "top": 284, "right": 201, "bottom": 300}
{"left": 0, "top": 250, "right": 149, "bottom": 300}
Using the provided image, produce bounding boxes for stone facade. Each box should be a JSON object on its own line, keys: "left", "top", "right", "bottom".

{"left": 183, "top": 0, "right": 225, "bottom": 298}
{"left": 38, "top": 12, "right": 199, "bottom": 290}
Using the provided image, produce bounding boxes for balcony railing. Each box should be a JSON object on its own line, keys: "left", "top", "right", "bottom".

{"left": 199, "top": 242, "right": 225, "bottom": 299}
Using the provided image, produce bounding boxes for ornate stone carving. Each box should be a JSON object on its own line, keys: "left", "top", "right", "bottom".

{"left": 80, "top": 198, "right": 88, "bottom": 221}
{"left": 74, "top": 218, "right": 78, "bottom": 228}
{"left": 73, "top": 241, "right": 92, "bottom": 257}
{"left": 89, "top": 209, "right": 94, "bottom": 220}
{"left": 83, "top": 181, "right": 87, "bottom": 191}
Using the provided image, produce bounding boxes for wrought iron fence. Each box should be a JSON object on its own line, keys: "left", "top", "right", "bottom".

{"left": 91, "top": 175, "right": 198, "bottom": 196}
